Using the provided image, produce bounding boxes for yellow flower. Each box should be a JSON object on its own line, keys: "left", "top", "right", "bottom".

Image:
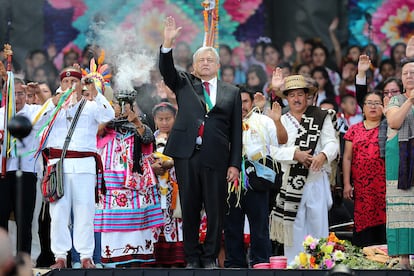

{"left": 303, "top": 235, "right": 315, "bottom": 247}
{"left": 299, "top": 252, "right": 309, "bottom": 266}
{"left": 321, "top": 244, "right": 334, "bottom": 254}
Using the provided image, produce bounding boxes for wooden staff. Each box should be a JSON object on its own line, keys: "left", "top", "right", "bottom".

{"left": 201, "top": 0, "right": 219, "bottom": 48}
{"left": 2, "top": 44, "right": 13, "bottom": 177}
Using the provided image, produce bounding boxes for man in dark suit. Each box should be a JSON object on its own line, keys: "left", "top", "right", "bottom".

{"left": 159, "top": 16, "right": 242, "bottom": 268}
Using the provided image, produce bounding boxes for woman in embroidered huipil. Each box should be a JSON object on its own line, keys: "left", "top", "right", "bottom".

{"left": 343, "top": 92, "right": 386, "bottom": 247}
{"left": 94, "top": 101, "right": 163, "bottom": 267}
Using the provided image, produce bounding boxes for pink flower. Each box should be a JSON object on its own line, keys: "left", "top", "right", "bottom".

{"left": 371, "top": 1, "right": 414, "bottom": 54}
{"left": 116, "top": 193, "right": 128, "bottom": 207}
{"left": 324, "top": 258, "right": 334, "bottom": 269}
{"left": 223, "top": 0, "right": 263, "bottom": 24}
{"left": 120, "top": 0, "right": 201, "bottom": 50}
{"left": 47, "top": 0, "right": 86, "bottom": 20}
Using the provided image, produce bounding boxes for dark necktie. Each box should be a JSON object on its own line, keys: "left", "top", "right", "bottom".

{"left": 203, "top": 81, "right": 210, "bottom": 96}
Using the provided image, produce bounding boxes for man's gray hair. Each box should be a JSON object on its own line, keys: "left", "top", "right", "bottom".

{"left": 192, "top": 47, "right": 220, "bottom": 65}
{"left": 14, "top": 77, "right": 25, "bottom": 85}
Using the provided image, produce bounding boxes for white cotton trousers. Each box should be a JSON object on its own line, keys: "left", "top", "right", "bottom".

{"left": 284, "top": 171, "right": 333, "bottom": 263}
{"left": 49, "top": 172, "right": 96, "bottom": 260}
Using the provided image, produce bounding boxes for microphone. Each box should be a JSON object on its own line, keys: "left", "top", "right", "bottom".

{"left": 8, "top": 115, "right": 32, "bottom": 142}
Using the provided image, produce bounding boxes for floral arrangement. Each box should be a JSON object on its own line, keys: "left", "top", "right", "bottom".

{"left": 292, "top": 232, "right": 387, "bottom": 270}
{"left": 348, "top": 0, "right": 414, "bottom": 55}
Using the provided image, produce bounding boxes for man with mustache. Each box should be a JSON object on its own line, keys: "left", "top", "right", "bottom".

{"left": 269, "top": 69, "right": 338, "bottom": 262}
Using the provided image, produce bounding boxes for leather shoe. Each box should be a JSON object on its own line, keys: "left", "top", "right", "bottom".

{"left": 185, "top": 261, "right": 201, "bottom": 269}
{"left": 50, "top": 258, "right": 67, "bottom": 269}
{"left": 201, "top": 259, "right": 217, "bottom": 269}
{"left": 81, "top": 258, "right": 96, "bottom": 269}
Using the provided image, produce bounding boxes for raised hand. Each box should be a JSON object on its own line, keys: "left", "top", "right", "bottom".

{"left": 23, "top": 82, "right": 41, "bottom": 96}
{"left": 271, "top": 67, "right": 285, "bottom": 90}
{"left": 282, "top": 41, "right": 294, "bottom": 61}
{"left": 358, "top": 54, "right": 371, "bottom": 73}
{"left": 253, "top": 92, "right": 266, "bottom": 111}
{"left": 123, "top": 103, "right": 138, "bottom": 122}
{"left": 266, "top": 101, "right": 282, "bottom": 122}
{"left": 406, "top": 36, "right": 414, "bottom": 58}
{"left": 163, "top": 16, "right": 182, "bottom": 48}
{"left": 328, "top": 17, "right": 339, "bottom": 32}
{"left": 294, "top": 37, "right": 304, "bottom": 55}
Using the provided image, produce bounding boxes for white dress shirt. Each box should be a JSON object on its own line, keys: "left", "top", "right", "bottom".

{"left": 45, "top": 93, "right": 114, "bottom": 173}
{"left": 201, "top": 78, "right": 217, "bottom": 106}
{"left": 0, "top": 104, "right": 43, "bottom": 172}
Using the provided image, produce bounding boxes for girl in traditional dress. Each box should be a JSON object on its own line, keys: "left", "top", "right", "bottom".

{"left": 150, "top": 102, "right": 185, "bottom": 267}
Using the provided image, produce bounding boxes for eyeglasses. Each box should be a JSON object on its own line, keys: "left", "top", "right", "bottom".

{"left": 383, "top": 89, "right": 400, "bottom": 96}
{"left": 364, "top": 101, "right": 382, "bottom": 107}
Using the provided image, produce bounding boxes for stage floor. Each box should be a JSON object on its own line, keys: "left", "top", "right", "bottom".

{"left": 42, "top": 268, "right": 414, "bottom": 276}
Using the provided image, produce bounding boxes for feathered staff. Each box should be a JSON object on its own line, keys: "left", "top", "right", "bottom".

{"left": 81, "top": 50, "right": 112, "bottom": 95}
{"left": 1, "top": 44, "right": 16, "bottom": 177}
{"left": 201, "top": 0, "right": 219, "bottom": 48}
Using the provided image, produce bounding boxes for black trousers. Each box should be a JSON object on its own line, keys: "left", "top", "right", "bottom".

{"left": 174, "top": 150, "right": 227, "bottom": 265}
{"left": 0, "top": 171, "right": 37, "bottom": 254}
{"left": 224, "top": 189, "right": 271, "bottom": 267}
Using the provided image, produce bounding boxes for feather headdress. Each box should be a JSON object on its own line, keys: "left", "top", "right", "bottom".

{"left": 81, "top": 50, "right": 112, "bottom": 94}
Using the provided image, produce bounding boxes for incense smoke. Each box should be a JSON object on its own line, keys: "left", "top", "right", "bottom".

{"left": 88, "top": 19, "right": 156, "bottom": 93}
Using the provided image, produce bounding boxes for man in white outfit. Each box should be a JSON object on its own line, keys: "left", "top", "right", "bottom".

{"left": 46, "top": 67, "right": 114, "bottom": 269}
{"left": 0, "top": 78, "right": 46, "bottom": 256}
{"left": 269, "top": 70, "right": 338, "bottom": 263}
{"left": 224, "top": 85, "right": 286, "bottom": 268}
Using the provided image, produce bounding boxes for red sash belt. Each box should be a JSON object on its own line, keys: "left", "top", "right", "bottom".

{"left": 42, "top": 148, "right": 106, "bottom": 200}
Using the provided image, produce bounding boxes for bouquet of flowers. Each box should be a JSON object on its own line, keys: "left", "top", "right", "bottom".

{"left": 292, "top": 232, "right": 387, "bottom": 269}
{"left": 292, "top": 232, "right": 346, "bottom": 269}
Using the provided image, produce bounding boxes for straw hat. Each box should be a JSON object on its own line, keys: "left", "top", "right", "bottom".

{"left": 273, "top": 75, "right": 318, "bottom": 98}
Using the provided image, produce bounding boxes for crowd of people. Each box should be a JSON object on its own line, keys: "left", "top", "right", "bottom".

{"left": 0, "top": 14, "right": 413, "bottom": 272}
